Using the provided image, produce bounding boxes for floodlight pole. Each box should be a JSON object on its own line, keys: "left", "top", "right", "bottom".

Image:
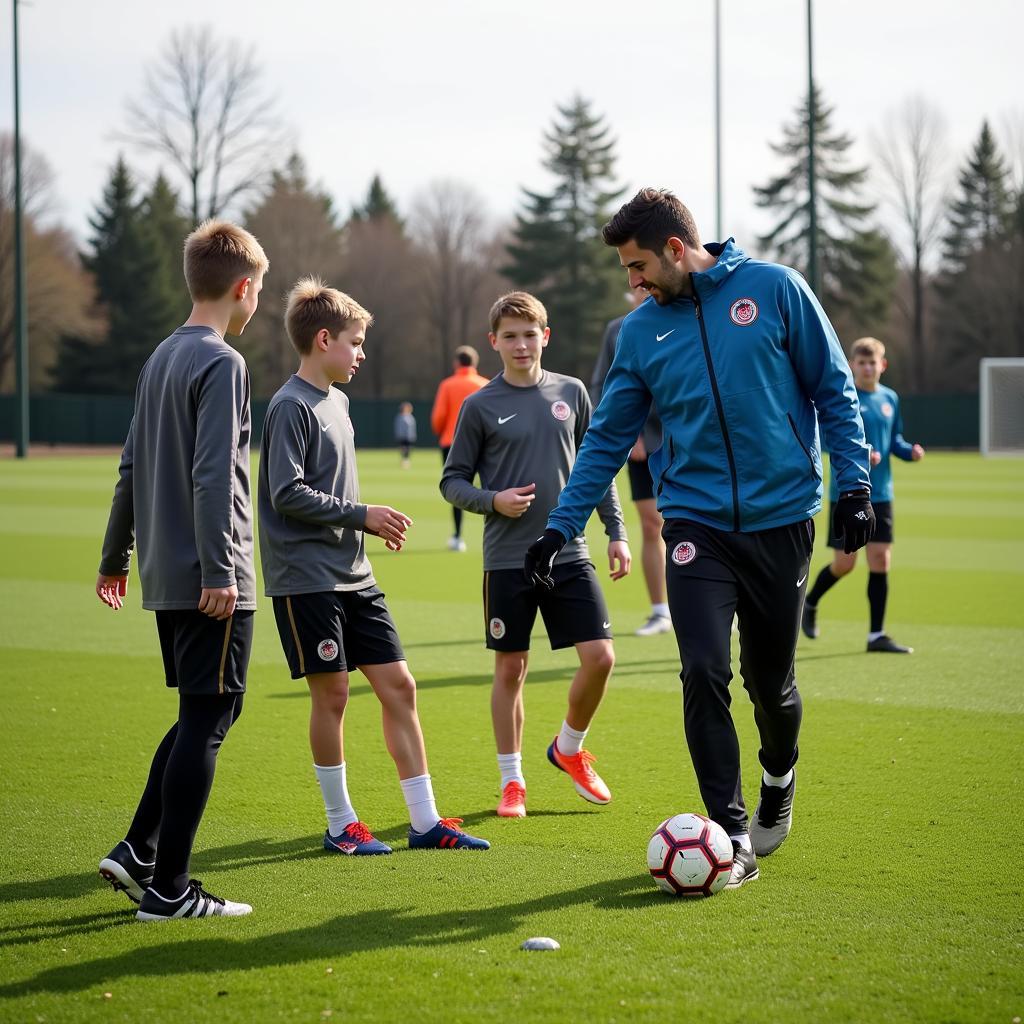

{"left": 12, "top": 0, "right": 29, "bottom": 457}
{"left": 714, "top": 0, "right": 722, "bottom": 240}
{"left": 806, "top": 0, "right": 819, "bottom": 295}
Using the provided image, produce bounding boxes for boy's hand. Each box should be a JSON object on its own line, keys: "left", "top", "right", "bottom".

{"left": 199, "top": 585, "right": 237, "bottom": 620}
{"left": 911, "top": 444, "right": 925, "bottom": 461}
{"left": 494, "top": 484, "right": 536, "bottom": 518}
{"left": 524, "top": 529, "right": 566, "bottom": 590}
{"left": 607, "top": 540, "right": 631, "bottom": 580}
{"left": 628, "top": 437, "right": 647, "bottom": 462}
{"left": 870, "top": 449, "right": 881, "bottom": 466}
{"left": 364, "top": 505, "right": 412, "bottom": 549}
{"left": 833, "top": 490, "right": 875, "bottom": 554}
{"left": 96, "top": 574, "right": 128, "bottom": 610}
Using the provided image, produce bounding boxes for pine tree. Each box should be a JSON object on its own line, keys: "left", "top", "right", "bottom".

{"left": 140, "top": 172, "right": 191, "bottom": 336}
{"left": 351, "top": 174, "right": 403, "bottom": 229}
{"left": 504, "top": 96, "right": 626, "bottom": 377}
{"left": 55, "top": 158, "right": 177, "bottom": 393}
{"left": 941, "top": 121, "right": 1013, "bottom": 273}
{"left": 754, "top": 85, "right": 896, "bottom": 337}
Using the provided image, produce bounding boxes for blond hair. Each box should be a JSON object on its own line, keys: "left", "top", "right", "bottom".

{"left": 284, "top": 277, "right": 373, "bottom": 355}
{"left": 183, "top": 219, "right": 269, "bottom": 301}
{"left": 850, "top": 336, "right": 886, "bottom": 359}
{"left": 454, "top": 345, "right": 479, "bottom": 367}
{"left": 489, "top": 291, "right": 548, "bottom": 333}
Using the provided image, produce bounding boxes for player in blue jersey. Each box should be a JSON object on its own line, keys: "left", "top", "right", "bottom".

{"left": 802, "top": 337, "right": 925, "bottom": 653}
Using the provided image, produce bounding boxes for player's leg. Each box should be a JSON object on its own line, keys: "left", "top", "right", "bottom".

{"left": 802, "top": 502, "right": 856, "bottom": 639}
{"left": 634, "top": 494, "right": 671, "bottom": 636}
{"left": 442, "top": 445, "right": 467, "bottom": 550}
{"left": 865, "top": 506, "right": 910, "bottom": 652}
{"left": 735, "top": 520, "right": 814, "bottom": 860}
{"left": 540, "top": 562, "right": 616, "bottom": 805}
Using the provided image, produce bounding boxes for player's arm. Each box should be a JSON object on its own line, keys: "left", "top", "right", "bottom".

{"left": 781, "top": 271, "right": 870, "bottom": 494}
{"left": 439, "top": 402, "right": 503, "bottom": 514}
{"left": 588, "top": 319, "right": 618, "bottom": 405}
{"left": 430, "top": 381, "right": 447, "bottom": 438}
{"left": 575, "top": 383, "right": 630, "bottom": 556}
{"left": 264, "top": 400, "right": 369, "bottom": 529}
{"left": 96, "top": 419, "right": 136, "bottom": 610}
{"left": 890, "top": 396, "right": 921, "bottom": 461}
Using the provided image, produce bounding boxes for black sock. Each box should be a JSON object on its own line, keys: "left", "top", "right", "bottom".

{"left": 868, "top": 572, "right": 888, "bottom": 634}
{"left": 806, "top": 566, "right": 840, "bottom": 607}
{"left": 124, "top": 721, "right": 179, "bottom": 859}
{"left": 150, "top": 693, "right": 244, "bottom": 898}
{"left": 452, "top": 506, "right": 463, "bottom": 538}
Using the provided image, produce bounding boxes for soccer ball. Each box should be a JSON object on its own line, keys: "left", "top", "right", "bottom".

{"left": 647, "top": 813, "right": 734, "bottom": 897}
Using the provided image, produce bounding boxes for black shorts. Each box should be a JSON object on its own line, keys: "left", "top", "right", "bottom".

{"left": 272, "top": 587, "right": 405, "bottom": 679}
{"left": 627, "top": 457, "right": 655, "bottom": 502}
{"left": 483, "top": 561, "right": 612, "bottom": 652}
{"left": 155, "top": 610, "right": 254, "bottom": 696}
{"left": 827, "top": 501, "right": 893, "bottom": 548}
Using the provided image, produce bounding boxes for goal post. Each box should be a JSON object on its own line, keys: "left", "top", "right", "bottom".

{"left": 980, "top": 358, "right": 1024, "bottom": 456}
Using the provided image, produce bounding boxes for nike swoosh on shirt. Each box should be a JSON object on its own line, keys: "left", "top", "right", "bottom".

{"left": 319, "top": 420, "right": 331, "bottom": 432}
{"left": 498, "top": 414, "right": 517, "bottom": 425}
{"left": 796, "top": 573, "right": 808, "bottom": 588}
{"left": 656, "top": 330, "right": 675, "bottom": 342}
{"left": 602, "top": 621, "right": 611, "bottom": 629}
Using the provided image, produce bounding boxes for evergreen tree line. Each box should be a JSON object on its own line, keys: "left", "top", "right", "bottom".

{"left": 2, "top": 88, "right": 1021, "bottom": 400}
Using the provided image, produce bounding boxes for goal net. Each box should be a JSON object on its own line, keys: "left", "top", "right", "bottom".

{"left": 980, "top": 358, "right": 1024, "bottom": 456}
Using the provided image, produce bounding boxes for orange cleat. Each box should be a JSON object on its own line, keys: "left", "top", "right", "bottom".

{"left": 547, "top": 739, "right": 611, "bottom": 804}
{"left": 497, "top": 780, "right": 526, "bottom": 818}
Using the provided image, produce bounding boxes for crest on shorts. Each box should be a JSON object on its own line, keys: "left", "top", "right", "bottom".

{"left": 881, "top": 402, "right": 893, "bottom": 418}
{"left": 729, "top": 298, "right": 758, "bottom": 326}
{"left": 550, "top": 400, "right": 571, "bottom": 421}
{"left": 671, "top": 541, "right": 697, "bottom": 566}
{"left": 317, "top": 639, "right": 339, "bottom": 661}
{"left": 489, "top": 617, "right": 506, "bottom": 640}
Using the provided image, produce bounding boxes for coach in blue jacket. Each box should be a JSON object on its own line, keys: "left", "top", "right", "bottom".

{"left": 525, "top": 188, "right": 874, "bottom": 888}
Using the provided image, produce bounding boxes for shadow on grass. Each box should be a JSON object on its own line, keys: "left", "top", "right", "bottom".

{"left": 0, "top": 872, "right": 657, "bottom": 997}
{"left": 0, "top": 909, "right": 130, "bottom": 948}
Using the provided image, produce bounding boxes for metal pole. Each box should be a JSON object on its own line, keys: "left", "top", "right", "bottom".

{"left": 714, "top": 0, "right": 722, "bottom": 240}
{"left": 12, "top": 0, "right": 29, "bottom": 457}
{"left": 806, "top": 0, "right": 819, "bottom": 295}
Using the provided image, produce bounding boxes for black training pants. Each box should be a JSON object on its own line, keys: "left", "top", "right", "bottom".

{"left": 663, "top": 517, "right": 814, "bottom": 835}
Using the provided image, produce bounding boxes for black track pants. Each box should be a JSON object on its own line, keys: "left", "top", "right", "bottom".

{"left": 663, "top": 517, "right": 814, "bottom": 834}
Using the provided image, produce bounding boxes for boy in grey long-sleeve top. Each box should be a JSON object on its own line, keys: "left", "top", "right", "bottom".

{"left": 440, "top": 290, "right": 631, "bottom": 820}
{"left": 94, "top": 220, "right": 268, "bottom": 922}
{"left": 258, "top": 277, "right": 489, "bottom": 854}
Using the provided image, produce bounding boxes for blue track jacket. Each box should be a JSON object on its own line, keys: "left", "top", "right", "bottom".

{"left": 547, "top": 240, "right": 870, "bottom": 538}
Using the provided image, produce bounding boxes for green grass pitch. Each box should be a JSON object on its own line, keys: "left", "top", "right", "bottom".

{"left": 0, "top": 449, "right": 1021, "bottom": 1023}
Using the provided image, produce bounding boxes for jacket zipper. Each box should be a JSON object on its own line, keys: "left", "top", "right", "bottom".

{"left": 692, "top": 286, "right": 740, "bottom": 531}
{"left": 787, "top": 412, "right": 819, "bottom": 479}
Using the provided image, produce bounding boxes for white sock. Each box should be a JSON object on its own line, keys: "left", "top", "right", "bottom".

{"left": 730, "top": 832, "right": 752, "bottom": 852}
{"left": 400, "top": 774, "right": 440, "bottom": 834}
{"left": 868, "top": 630, "right": 885, "bottom": 642}
{"left": 652, "top": 603, "right": 670, "bottom": 618}
{"left": 763, "top": 768, "right": 794, "bottom": 788}
{"left": 315, "top": 762, "right": 358, "bottom": 836}
{"left": 497, "top": 752, "right": 525, "bottom": 788}
{"left": 557, "top": 720, "right": 588, "bottom": 756}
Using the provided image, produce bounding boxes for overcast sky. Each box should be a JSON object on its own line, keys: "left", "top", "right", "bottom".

{"left": 2, "top": 0, "right": 1021, "bottom": 250}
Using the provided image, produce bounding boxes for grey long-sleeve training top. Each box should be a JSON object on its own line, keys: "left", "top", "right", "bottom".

{"left": 98, "top": 326, "right": 256, "bottom": 610}
{"left": 440, "top": 370, "right": 627, "bottom": 571}
{"left": 257, "top": 374, "right": 374, "bottom": 596}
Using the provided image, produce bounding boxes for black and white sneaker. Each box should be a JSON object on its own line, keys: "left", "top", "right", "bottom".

{"left": 750, "top": 772, "right": 796, "bottom": 856}
{"left": 635, "top": 613, "right": 672, "bottom": 637}
{"left": 99, "top": 840, "right": 155, "bottom": 904}
{"left": 725, "top": 843, "right": 759, "bottom": 889}
{"left": 867, "top": 634, "right": 913, "bottom": 654}
{"left": 801, "top": 601, "right": 819, "bottom": 639}
{"left": 136, "top": 880, "right": 252, "bottom": 922}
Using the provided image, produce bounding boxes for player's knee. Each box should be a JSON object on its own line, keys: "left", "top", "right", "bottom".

{"left": 310, "top": 676, "right": 350, "bottom": 718}
{"left": 494, "top": 657, "right": 528, "bottom": 690}
{"left": 384, "top": 669, "right": 418, "bottom": 709}
{"left": 581, "top": 642, "right": 615, "bottom": 677}
{"left": 831, "top": 555, "right": 856, "bottom": 577}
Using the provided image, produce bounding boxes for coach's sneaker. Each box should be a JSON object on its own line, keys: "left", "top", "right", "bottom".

{"left": 749, "top": 772, "right": 796, "bottom": 856}
{"left": 447, "top": 535, "right": 467, "bottom": 552}
{"left": 547, "top": 739, "right": 611, "bottom": 805}
{"left": 867, "top": 634, "right": 913, "bottom": 654}
{"left": 801, "top": 601, "right": 819, "bottom": 639}
{"left": 635, "top": 612, "right": 672, "bottom": 637}
{"left": 99, "top": 840, "right": 155, "bottom": 904}
{"left": 497, "top": 781, "right": 526, "bottom": 818}
{"left": 408, "top": 817, "right": 490, "bottom": 850}
{"left": 725, "top": 843, "right": 759, "bottom": 889}
{"left": 324, "top": 822, "right": 392, "bottom": 856}
{"left": 136, "top": 880, "right": 252, "bottom": 921}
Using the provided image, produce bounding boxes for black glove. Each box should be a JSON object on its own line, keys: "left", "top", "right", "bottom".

{"left": 833, "top": 489, "right": 875, "bottom": 554}
{"left": 524, "top": 529, "right": 567, "bottom": 591}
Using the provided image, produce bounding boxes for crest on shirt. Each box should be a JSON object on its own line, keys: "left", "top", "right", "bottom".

{"left": 550, "top": 400, "right": 571, "bottom": 421}
{"left": 729, "top": 298, "right": 759, "bottom": 326}
{"left": 489, "top": 617, "right": 506, "bottom": 640}
{"left": 880, "top": 402, "right": 893, "bottom": 418}
{"left": 671, "top": 541, "right": 697, "bottom": 566}
{"left": 317, "top": 639, "right": 339, "bottom": 661}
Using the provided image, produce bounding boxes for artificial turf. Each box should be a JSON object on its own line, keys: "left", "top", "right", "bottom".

{"left": 0, "top": 449, "right": 1021, "bottom": 1023}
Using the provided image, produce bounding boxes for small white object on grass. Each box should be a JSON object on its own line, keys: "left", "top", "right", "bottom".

{"left": 521, "top": 937, "right": 560, "bottom": 951}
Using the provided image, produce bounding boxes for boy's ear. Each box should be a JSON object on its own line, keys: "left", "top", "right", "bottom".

{"left": 881, "top": 357, "right": 889, "bottom": 373}
{"left": 541, "top": 326, "right": 551, "bottom": 346}
{"left": 315, "top": 328, "right": 331, "bottom": 351}
{"left": 488, "top": 332, "right": 499, "bottom": 352}
{"left": 233, "top": 276, "right": 253, "bottom": 301}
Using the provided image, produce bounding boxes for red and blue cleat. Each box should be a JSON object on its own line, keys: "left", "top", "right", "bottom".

{"left": 408, "top": 817, "right": 490, "bottom": 850}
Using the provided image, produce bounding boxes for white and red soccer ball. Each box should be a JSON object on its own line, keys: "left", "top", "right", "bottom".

{"left": 647, "top": 813, "right": 733, "bottom": 897}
